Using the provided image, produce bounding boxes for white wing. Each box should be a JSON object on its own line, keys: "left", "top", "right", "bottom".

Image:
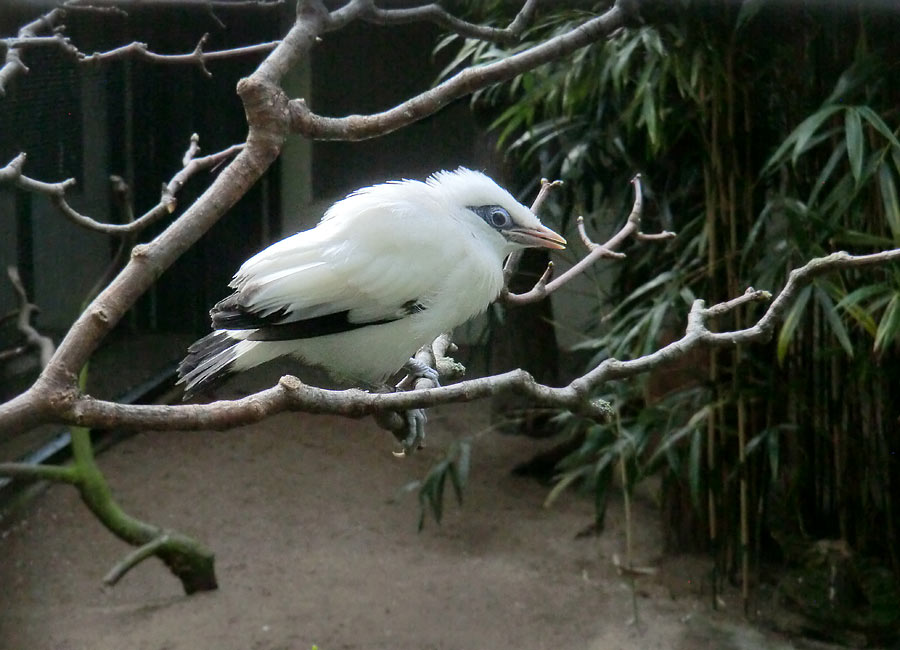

{"left": 212, "top": 191, "right": 459, "bottom": 338}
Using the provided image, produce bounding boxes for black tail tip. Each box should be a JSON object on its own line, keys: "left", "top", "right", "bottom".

{"left": 178, "top": 331, "right": 237, "bottom": 400}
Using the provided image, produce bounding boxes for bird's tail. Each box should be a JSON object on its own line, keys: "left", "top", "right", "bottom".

{"left": 178, "top": 330, "right": 302, "bottom": 400}
{"left": 177, "top": 331, "right": 241, "bottom": 400}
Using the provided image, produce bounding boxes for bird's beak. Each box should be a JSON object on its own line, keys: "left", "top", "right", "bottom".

{"left": 506, "top": 223, "right": 567, "bottom": 250}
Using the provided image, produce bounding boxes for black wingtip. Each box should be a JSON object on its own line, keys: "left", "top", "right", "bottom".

{"left": 210, "top": 293, "right": 291, "bottom": 330}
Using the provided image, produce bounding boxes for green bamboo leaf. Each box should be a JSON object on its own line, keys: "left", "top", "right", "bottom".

{"left": 789, "top": 106, "right": 842, "bottom": 163}
{"left": 744, "top": 428, "right": 770, "bottom": 459}
{"left": 544, "top": 469, "right": 584, "bottom": 507}
{"left": 877, "top": 162, "right": 900, "bottom": 240}
{"left": 688, "top": 427, "right": 703, "bottom": 509}
{"left": 446, "top": 444, "right": 469, "bottom": 507}
{"left": 447, "top": 464, "right": 463, "bottom": 506}
{"left": 825, "top": 281, "right": 875, "bottom": 336}
{"left": 417, "top": 481, "right": 429, "bottom": 531}
{"left": 610, "top": 271, "right": 676, "bottom": 316}
{"left": 763, "top": 105, "right": 842, "bottom": 173}
{"left": 857, "top": 105, "right": 900, "bottom": 149}
{"left": 845, "top": 108, "right": 864, "bottom": 184}
{"left": 594, "top": 463, "right": 612, "bottom": 521}
{"left": 646, "top": 405, "right": 710, "bottom": 470}
{"left": 874, "top": 294, "right": 900, "bottom": 355}
{"left": 767, "top": 427, "right": 780, "bottom": 480}
{"left": 456, "top": 441, "right": 471, "bottom": 490}
{"left": 611, "top": 34, "right": 641, "bottom": 81}
{"left": 819, "top": 171, "right": 857, "bottom": 217}
{"left": 815, "top": 286, "right": 854, "bottom": 357}
{"left": 777, "top": 285, "right": 813, "bottom": 364}
{"left": 803, "top": 126, "right": 844, "bottom": 160}
{"left": 643, "top": 302, "right": 669, "bottom": 355}
{"left": 808, "top": 140, "right": 847, "bottom": 206}
{"left": 641, "top": 89, "right": 660, "bottom": 152}
{"left": 835, "top": 282, "right": 890, "bottom": 311}
{"left": 831, "top": 229, "right": 895, "bottom": 248}
{"left": 735, "top": 0, "right": 767, "bottom": 31}
{"left": 618, "top": 310, "right": 656, "bottom": 355}
{"left": 433, "top": 470, "right": 446, "bottom": 523}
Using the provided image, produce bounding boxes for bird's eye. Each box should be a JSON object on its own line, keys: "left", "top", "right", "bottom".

{"left": 489, "top": 208, "right": 511, "bottom": 228}
{"left": 470, "top": 205, "right": 512, "bottom": 230}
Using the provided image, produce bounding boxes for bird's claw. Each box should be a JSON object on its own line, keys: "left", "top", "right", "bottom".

{"left": 402, "top": 357, "right": 441, "bottom": 387}
{"left": 392, "top": 408, "right": 427, "bottom": 457}
{"left": 390, "top": 358, "right": 437, "bottom": 456}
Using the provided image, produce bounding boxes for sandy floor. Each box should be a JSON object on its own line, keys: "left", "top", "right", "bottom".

{"left": 0, "top": 372, "right": 808, "bottom": 650}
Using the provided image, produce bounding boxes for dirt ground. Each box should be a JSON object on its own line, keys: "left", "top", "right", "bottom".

{"left": 0, "top": 369, "right": 817, "bottom": 650}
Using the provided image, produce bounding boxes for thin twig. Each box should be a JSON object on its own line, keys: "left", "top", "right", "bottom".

{"left": 503, "top": 174, "right": 673, "bottom": 305}
{"left": 0, "top": 345, "right": 29, "bottom": 362}
{"left": 0, "top": 3, "right": 280, "bottom": 95}
{"left": 503, "top": 178, "right": 564, "bottom": 286}
{"left": 0, "top": 139, "right": 244, "bottom": 235}
{"left": 356, "top": 0, "right": 539, "bottom": 45}
{"left": 67, "top": 0, "right": 283, "bottom": 7}
{"left": 77, "top": 37, "right": 280, "bottom": 77}
{"left": 0, "top": 8, "right": 66, "bottom": 96}
{"left": 84, "top": 176, "right": 138, "bottom": 301}
{"left": 6, "top": 266, "right": 55, "bottom": 368}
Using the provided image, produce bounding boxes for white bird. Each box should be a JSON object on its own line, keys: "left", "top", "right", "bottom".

{"left": 177, "top": 167, "right": 566, "bottom": 403}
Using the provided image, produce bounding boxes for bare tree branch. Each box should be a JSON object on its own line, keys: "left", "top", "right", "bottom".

{"left": 0, "top": 138, "right": 244, "bottom": 235}
{"left": 353, "top": 0, "right": 539, "bottom": 44}
{"left": 0, "top": 345, "right": 29, "bottom": 363}
{"left": 67, "top": 0, "right": 283, "bottom": 8}
{"left": 0, "top": 7, "right": 66, "bottom": 96}
{"left": 0, "top": 246, "right": 888, "bottom": 441}
{"left": 0, "top": 1, "right": 281, "bottom": 95}
{"left": 5, "top": 266, "right": 56, "bottom": 369}
{"left": 84, "top": 176, "right": 138, "bottom": 301}
{"left": 290, "top": 1, "right": 633, "bottom": 140}
{"left": 77, "top": 34, "right": 281, "bottom": 77}
{"left": 502, "top": 174, "right": 674, "bottom": 306}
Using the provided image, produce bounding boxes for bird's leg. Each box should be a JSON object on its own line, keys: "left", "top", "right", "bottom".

{"left": 372, "top": 408, "right": 426, "bottom": 456}
{"left": 378, "top": 337, "right": 463, "bottom": 455}
{"left": 402, "top": 408, "right": 427, "bottom": 454}
{"left": 389, "top": 356, "right": 441, "bottom": 454}
{"left": 400, "top": 356, "right": 441, "bottom": 388}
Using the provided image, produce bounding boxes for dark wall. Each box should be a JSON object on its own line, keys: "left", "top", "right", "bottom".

{"left": 310, "top": 22, "right": 486, "bottom": 199}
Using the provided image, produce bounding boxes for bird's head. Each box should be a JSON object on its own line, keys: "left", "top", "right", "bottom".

{"left": 427, "top": 168, "right": 566, "bottom": 254}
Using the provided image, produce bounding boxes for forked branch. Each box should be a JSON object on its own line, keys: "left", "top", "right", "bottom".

{"left": 502, "top": 174, "right": 675, "bottom": 305}
{"left": 0, "top": 136, "right": 244, "bottom": 235}
{"left": 290, "top": 1, "right": 634, "bottom": 140}
{"left": 0, "top": 2, "right": 280, "bottom": 95}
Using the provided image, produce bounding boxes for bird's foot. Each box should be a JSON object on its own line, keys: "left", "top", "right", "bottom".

{"left": 392, "top": 408, "right": 427, "bottom": 457}
{"left": 383, "top": 358, "right": 438, "bottom": 456}
{"left": 374, "top": 408, "right": 426, "bottom": 457}
{"left": 401, "top": 357, "right": 440, "bottom": 387}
